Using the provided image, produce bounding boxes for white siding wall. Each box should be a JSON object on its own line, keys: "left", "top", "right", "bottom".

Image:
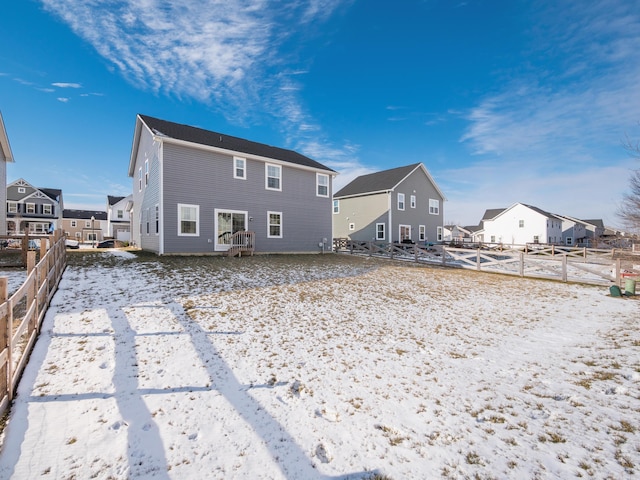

{"left": 483, "top": 204, "right": 550, "bottom": 244}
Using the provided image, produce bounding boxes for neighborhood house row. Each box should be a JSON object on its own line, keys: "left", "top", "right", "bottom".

{"left": 0, "top": 111, "right": 612, "bottom": 252}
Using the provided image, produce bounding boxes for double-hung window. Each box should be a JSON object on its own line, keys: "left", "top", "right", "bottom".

{"left": 144, "top": 160, "right": 149, "bottom": 186}
{"left": 429, "top": 199, "right": 439, "bottom": 215}
{"left": 138, "top": 168, "right": 142, "bottom": 191}
{"left": 71, "top": 220, "right": 77, "bottom": 228}
{"left": 26, "top": 203, "right": 35, "bottom": 214}
{"left": 410, "top": 195, "right": 416, "bottom": 208}
{"left": 397, "top": 193, "right": 405, "bottom": 211}
{"left": 43, "top": 204, "right": 52, "bottom": 215}
{"left": 266, "top": 164, "right": 281, "bottom": 191}
{"left": 117, "top": 210, "right": 123, "bottom": 219}
{"left": 333, "top": 200, "right": 339, "bottom": 214}
{"left": 178, "top": 204, "right": 199, "bottom": 236}
{"left": 316, "top": 174, "right": 329, "bottom": 197}
{"left": 155, "top": 205, "right": 159, "bottom": 234}
{"left": 7, "top": 202, "right": 17, "bottom": 214}
{"left": 267, "top": 212, "right": 282, "bottom": 238}
{"left": 234, "top": 157, "right": 246, "bottom": 179}
{"left": 376, "top": 223, "right": 385, "bottom": 241}
{"left": 419, "top": 225, "right": 426, "bottom": 241}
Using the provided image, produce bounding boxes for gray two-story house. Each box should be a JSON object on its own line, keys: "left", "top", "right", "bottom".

{"left": 6, "top": 178, "right": 62, "bottom": 235}
{"left": 333, "top": 163, "right": 446, "bottom": 244}
{"left": 128, "top": 114, "right": 336, "bottom": 255}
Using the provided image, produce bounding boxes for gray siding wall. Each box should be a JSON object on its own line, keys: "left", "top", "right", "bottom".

{"left": 161, "top": 143, "right": 333, "bottom": 254}
{"left": 391, "top": 168, "right": 443, "bottom": 243}
{"left": 132, "top": 128, "right": 161, "bottom": 252}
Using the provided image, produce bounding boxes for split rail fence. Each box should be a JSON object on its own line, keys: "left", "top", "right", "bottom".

{"left": 333, "top": 239, "right": 638, "bottom": 287}
{"left": 0, "top": 230, "right": 67, "bottom": 417}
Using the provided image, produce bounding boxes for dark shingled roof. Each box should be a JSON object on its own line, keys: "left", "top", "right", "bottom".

{"left": 63, "top": 209, "right": 107, "bottom": 221}
{"left": 334, "top": 163, "right": 422, "bottom": 198}
{"left": 138, "top": 114, "right": 335, "bottom": 173}
{"left": 108, "top": 195, "right": 125, "bottom": 206}
{"left": 40, "top": 188, "right": 62, "bottom": 202}
{"left": 481, "top": 208, "right": 506, "bottom": 221}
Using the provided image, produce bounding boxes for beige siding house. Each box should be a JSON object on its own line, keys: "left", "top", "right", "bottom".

{"left": 62, "top": 210, "right": 107, "bottom": 245}
{"left": 333, "top": 163, "right": 446, "bottom": 244}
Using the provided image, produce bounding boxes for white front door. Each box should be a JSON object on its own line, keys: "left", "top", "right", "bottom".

{"left": 214, "top": 209, "right": 247, "bottom": 251}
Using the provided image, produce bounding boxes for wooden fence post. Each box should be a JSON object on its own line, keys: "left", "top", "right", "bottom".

{"left": 519, "top": 252, "right": 524, "bottom": 277}
{"left": 562, "top": 255, "right": 567, "bottom": 282}
{"left": 476, "top": 248, "right": 481, "bottom": 271}
{"left": 615, "top": 258, "right": 621, "bottom": 286}
{"left": 0, "top": 277, "right": 7, "bottom": 407}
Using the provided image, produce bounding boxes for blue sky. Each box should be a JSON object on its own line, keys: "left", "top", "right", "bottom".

{"left": 1, "top": 0, "right": 639, "bottom": 227}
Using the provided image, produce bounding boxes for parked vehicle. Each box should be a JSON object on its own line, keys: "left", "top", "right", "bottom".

{"left": 65, "top": 239, "right": 80, "bottom": 249}
{"left": 96, "top": 239, "right": 124, "bottom": 249}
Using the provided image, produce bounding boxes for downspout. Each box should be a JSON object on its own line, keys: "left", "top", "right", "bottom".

{"left": 158, "top": 141, "right": 165, "bottom": 255}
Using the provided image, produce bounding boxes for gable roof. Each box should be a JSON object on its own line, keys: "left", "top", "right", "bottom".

{"left": 0, "top": 111, "right": 15, "bottom": 163}
{"left": 130, "top": 114, "right": 335, "bottom": 175}
{"left": 488, "top": 203, "right": 555, "bottom": 222}
{"left": 108, "top": 195, "right": 125, "bottom": 206}
{"left": 63, "top": 209, "right": 108, "bottom": 221}
{"left": 334, "top": 163, "right": 445, "bottom": 199}
{"left": 481, "top": 208, "right": 506, "bottom": 221}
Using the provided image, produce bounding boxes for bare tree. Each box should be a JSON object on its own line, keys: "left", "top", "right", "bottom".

{"left": 617, "top": 135, "right": 640, "bottom": 233}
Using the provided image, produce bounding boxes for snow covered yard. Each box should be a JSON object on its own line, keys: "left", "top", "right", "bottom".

{"left": 0, "top": 251, "right": 638, "bottom": 479}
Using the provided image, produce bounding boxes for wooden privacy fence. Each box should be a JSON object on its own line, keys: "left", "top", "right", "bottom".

{"left": 333, "top": 239, "right": 636, "bottom": 286}
{"left": 0, "top": 230, "right": 67, "bottom": 416}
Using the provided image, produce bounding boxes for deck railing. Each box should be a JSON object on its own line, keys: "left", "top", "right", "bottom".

{"left": 226, "top": 231, "right": 255, "bottom": 257}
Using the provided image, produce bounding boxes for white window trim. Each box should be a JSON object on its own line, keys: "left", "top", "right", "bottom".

{"left": 376, "top": 223, "right": 385, "bottom": 241}
{"left": 437, "top": 226, "right": 443, "bottom": 242}
{"left": 399, "top": 224, "right": 411, "bottom": 241}
{"left": 144, "top": 160, "right": 149, "bottom": 186}
{"left": 316, "top": 173, "right": 329, "bottom": 198}
{"left": 26, "top": 202, "right": 36, "bottom": 214}
{"left": 410, "top": 195, "right": 416, "bottom": 209}
{"left": 43, "top": 204, "right": 52, "bottom": 215}
{"left": 267, "top": 211, "right": 283, "bottom": 238}
{"left": 234, "top": 156, "right": 246, "bottom": 180}
{"left": 333, "top": 200, "right": 339, "bottom": 214}
{"left": 70, "top": 220, "right": 77, "bottom": 228}
{"left": 7, "top": 202, "right": 17, "bottom": 213}
{"left": 419, "top": 225, "right": 426, "bottom": 241}
{"left": 178, "top": 203, "right": 199, "bottom": 237}
{"left": 349, "top": 222, "right": 355, "bottom": 231}
{"left": 138, "top": 167, "right": 142, "bottom": 192}
{"left": 397, "top": 193, "right": 405, "bottom": 211}
{"left": 18, "top": 187, "right": 25, "bottom": 194}
{"left": 429, "top": 199, "right": 439, "bottom": 215}
{"left": 265, "top": 163, "right": 282, "bottom": 191}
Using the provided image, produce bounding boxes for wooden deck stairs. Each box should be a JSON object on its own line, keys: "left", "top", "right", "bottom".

{"left": 226, "top": 231, "right": 255, "bottom": 257}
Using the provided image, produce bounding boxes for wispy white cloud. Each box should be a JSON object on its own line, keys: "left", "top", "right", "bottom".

{"left": 41, "top": 0, "right": 359, "bottom": 174}
{"left": 454, "top": 0, "right": 640, "bottom": 226}
{"left": 57, "top": 97, "right": 70, "bottom": 103}
{"left": 52, "top": 82, "right": 82, "bottom": 88}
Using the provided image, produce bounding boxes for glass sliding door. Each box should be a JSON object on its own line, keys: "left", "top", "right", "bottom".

{"left": 215, "top": 209, "right": 247, "bottom": 251}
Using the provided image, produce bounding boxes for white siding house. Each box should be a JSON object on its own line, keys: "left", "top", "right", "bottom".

{"left": 481, "top": 203, "right": 563, "bottom": 245}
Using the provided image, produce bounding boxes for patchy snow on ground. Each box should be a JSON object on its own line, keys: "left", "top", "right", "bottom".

{"left": 0, "top": 251, "right": 638, "bottom": 479}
